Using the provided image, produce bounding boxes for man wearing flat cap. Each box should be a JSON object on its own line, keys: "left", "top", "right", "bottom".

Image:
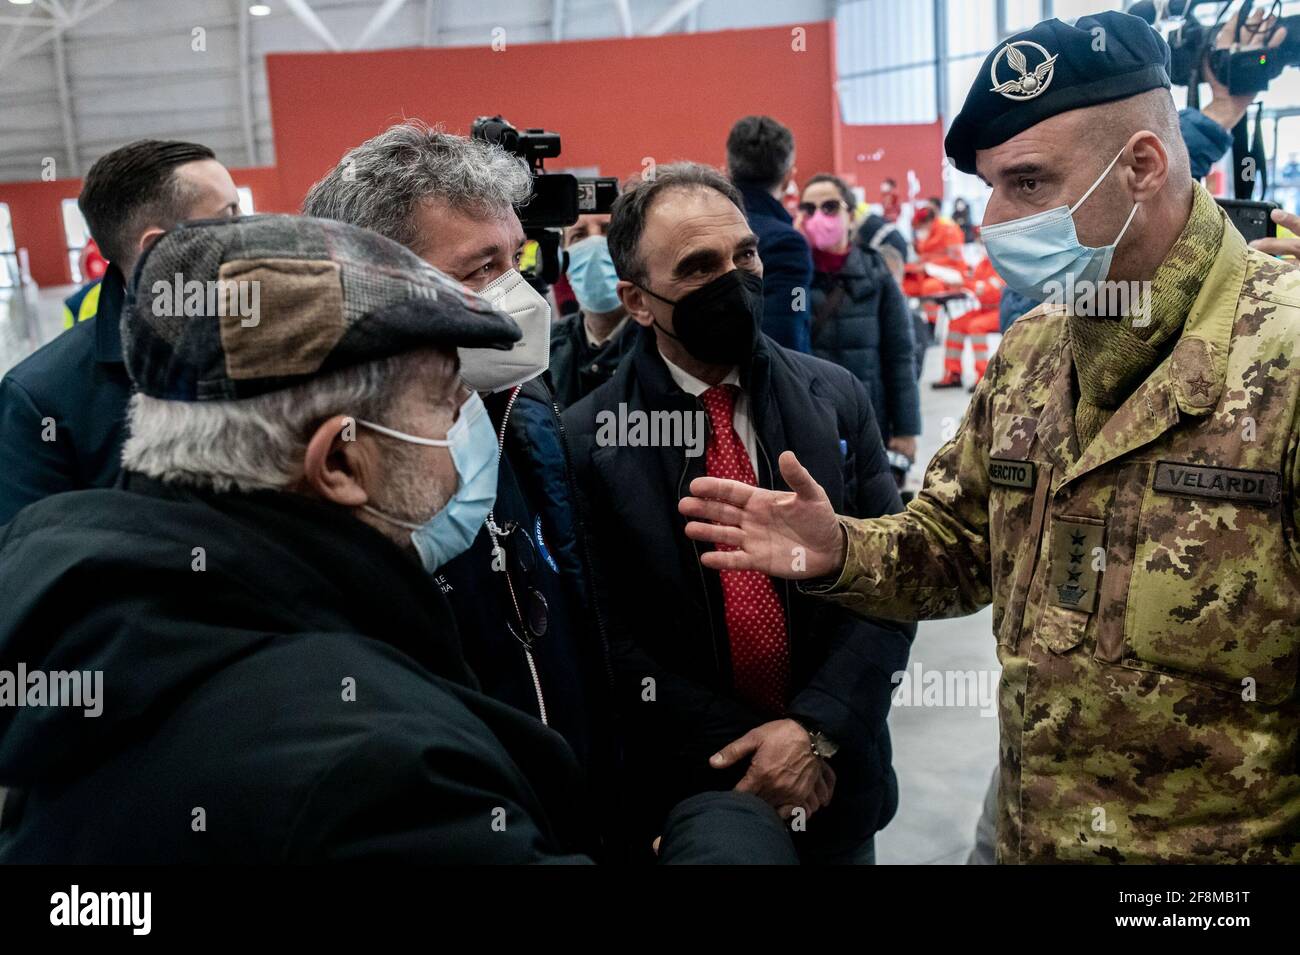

{"left": 0, "top": 214, "right": 796, "bottom": 864}
{"left": 680, "top": 10, "right": 1300, "bottom": 863}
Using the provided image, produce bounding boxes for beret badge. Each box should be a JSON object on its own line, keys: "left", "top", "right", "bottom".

{"left": 990, "top": 40, "right": 1058, "bottom": 101}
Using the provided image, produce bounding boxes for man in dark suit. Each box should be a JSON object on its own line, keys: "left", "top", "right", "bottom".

{"left": 726, "top": 116, "right": 814, "bottom": 354}
{"left": 564, "top": 162, "right": 914, "bottom": 864}
{"left": 0, "top": 140, "right": 240, "bottom": 525}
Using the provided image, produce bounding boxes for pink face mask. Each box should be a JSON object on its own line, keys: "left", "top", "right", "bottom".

{"left": 803, "top": 211, "right": 847, "bottom": 251}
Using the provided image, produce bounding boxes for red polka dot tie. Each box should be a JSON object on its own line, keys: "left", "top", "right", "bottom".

{"left": 699, "top": 384, "right": 790, "bottom": 716}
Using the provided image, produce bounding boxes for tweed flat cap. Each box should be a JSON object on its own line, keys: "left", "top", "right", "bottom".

{"left": 124, "top": 214, "right": 521, "bottom": 400}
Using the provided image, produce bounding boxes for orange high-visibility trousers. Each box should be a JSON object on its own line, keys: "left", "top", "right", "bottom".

{"left": 942, "top": 308, "right": 1001, "bottom": 381}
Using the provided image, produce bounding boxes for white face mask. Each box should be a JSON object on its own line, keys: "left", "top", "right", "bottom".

{"left": 459, "top": 269, "right": 551, "bottom": 392}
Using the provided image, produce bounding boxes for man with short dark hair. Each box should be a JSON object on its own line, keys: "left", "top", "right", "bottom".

{"left": 549, "top": 215, "right": 642, "bottom": 410}
{"left": 0, "top": 139, "right": 240, "bottom": 524}
{"left": 566, "top": 161, "right": 913, "bottom": 865}
{"left": 725, "top": 115, "right": 813, "bottom": 353}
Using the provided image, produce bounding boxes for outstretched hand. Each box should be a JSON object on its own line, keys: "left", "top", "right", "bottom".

{"left": 679, "top": 450, "right": 845, "bottom": 580}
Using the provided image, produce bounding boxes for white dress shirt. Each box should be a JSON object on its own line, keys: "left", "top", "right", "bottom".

{"left": 659, "top": 351, "right": 759, "bottom": 476}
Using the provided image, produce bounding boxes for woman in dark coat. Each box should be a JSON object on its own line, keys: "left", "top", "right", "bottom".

{"left": 797, "top": 173, "right": 921, "bottom": 462}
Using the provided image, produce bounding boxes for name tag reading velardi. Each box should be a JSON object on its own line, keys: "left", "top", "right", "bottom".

{"left": 1153, "top": 461, "right": 1280, "bottom": 506}
{"left": 988, "top": 458, "right": 1036, "bottom": 489}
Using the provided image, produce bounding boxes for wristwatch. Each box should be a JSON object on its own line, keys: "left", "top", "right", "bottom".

{"left": 808, "top": 730, "right": 839, "bottom": 759}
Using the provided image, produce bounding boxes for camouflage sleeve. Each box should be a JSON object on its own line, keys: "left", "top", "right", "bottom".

{"left": 800, "top": 353, "right": 998, "bottom": 622}
{"left": 1290, "top": 397, "right": 1300, "bottom": 551}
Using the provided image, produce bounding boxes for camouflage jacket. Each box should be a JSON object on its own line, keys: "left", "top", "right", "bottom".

{"left": 807, "top": 216, "right": 1300, "bottom": 863}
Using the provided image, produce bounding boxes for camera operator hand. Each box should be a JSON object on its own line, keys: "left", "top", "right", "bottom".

{"left": 1250, "top": 208, "right": 1300, "bottom": 258}
{"left": 1202, "top": 7, "right": 1287, "bottom": 132}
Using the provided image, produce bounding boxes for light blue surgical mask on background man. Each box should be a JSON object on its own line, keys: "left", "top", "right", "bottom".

{"left": 358, "top": 391, "right": 499, "bottom": 573}
{"left": 565, "top": 235, "right": 623, "bottom": 315}
{"left": 980, "top": 146, "right": 1140, "bottom": 303}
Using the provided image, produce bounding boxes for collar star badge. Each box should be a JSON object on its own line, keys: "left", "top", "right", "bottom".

{"left": 990, "top": 40, "right": 1058, "bottom": 101}
{"left": 1186, "top": 373, "right": 1215, "bottom": 398}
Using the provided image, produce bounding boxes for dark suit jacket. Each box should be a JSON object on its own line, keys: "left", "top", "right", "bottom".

{"left": 735, "top": 182, "right": 814, "bottom": 354}
{"left": 563, "top": 330, "right": 915, "bottom": 858}
{"left": 0, "top": 265, "right": 131, "bottom": 525}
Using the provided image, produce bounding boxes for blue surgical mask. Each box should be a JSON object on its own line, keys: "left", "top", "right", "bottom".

{"left": 565, "top": 235, "right": 623, "bottom": 315}
{"left": 358, "top": 391, "right": 499, "bottom": 573}
{"left": 980, "top": 146, "right": 1140, "bottom": 304}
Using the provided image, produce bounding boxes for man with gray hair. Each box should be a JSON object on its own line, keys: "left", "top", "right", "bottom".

{"left": 303, "top": 121, "right": 532, "bottom": 293}
{"left": 304, "top": 122, "right": 620, "bottom": 856}
{"left": 0, "top": 214, "right": 797, "bottom": 864}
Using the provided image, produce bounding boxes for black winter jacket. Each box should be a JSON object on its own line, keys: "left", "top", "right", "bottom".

{"left": 735, "top": 182, "right": 814, "bottom": 354}
{"left": 548, "top": 313, "right": 643, "bottom": 411}
{"left": 0, "top": 475, "right": 797, "bottom": 864}
{"left": 0, "top": 265, "right": 131, "bottom": 525}
{"left": 435, "top": 378, "right": 613, "bottom": 774}
{"left": 563, "top": 331, "right": 915, "bottom": 858}
{"left": 810, "top": 246, "right": 921, "bottom": 442}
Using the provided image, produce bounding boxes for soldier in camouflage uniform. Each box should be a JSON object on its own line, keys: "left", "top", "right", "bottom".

{"left": 679, "top": 12, "right": 1300, "bottom": 863}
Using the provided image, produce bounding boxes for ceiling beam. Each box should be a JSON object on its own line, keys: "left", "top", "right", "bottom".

{"left": 35, "top": 0, "right": 70, "bottom": 20}
{"left": 0, "top": 4, "right": 42, "bottom": 59}
{"left": 234, "top": 0, "right": 257, "bottom": 166}
{"left": 0, "top": 15, "right": 57, "bottom": 30}
{"left": 422, "top": 0, "right": 439, "bottom": 45}
{"left": 0, "top": 0, "right": 116, "bottom": 78}
{"left": 353, "top": 0, "right": 411, "bottom": 50}
{"left": 643, "top": 0, "right": 706, "bottom": 36}
{"left": 282, "top": 0, "right": 342, "bottom": 51}
{"left": 613, "top": 0, "right": 632, "bottom": 37}
{"left": 551, "top": 0, "right": 564, "bottom": 42}
{"left": 51, "top": 29, "right": 80, "bottom": 176}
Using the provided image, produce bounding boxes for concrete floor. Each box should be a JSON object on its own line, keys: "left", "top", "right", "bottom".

{"left": 0, "top": 288, "right": 1002, "bottom": 864}
{"left": 875, "top": 342, "right": 1002, "bottom": 865}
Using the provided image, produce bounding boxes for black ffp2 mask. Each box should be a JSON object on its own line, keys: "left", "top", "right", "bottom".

{"left": 637, "top": 269, "right": 764, "bottom": 366}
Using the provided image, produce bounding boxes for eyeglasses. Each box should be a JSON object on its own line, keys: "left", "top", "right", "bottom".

{"left": 493, "top": 521, "right": 550, "bottom": 649}
{"left": 798, "top": 200, "right": 846, "bottom": 217}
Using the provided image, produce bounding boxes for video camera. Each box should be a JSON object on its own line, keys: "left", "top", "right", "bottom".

{"left": 1130, "top": 0, "right": 1300, "bottom": 95}
{"left": 471, "top": 115, "right": 619, "bottom": 286}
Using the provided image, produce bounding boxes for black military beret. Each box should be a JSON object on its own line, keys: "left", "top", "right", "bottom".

{"left": 124, "top": 214, "right": 521, "bottom": 401}
{"left": 944, "top": 11, "right": 1172, "bottom": 176}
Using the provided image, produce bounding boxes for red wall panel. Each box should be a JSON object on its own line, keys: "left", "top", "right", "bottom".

{"left": 1, "top": 178, "right": 82, "bottom": 288}
{"left": 837, "top": 121, "right": 947, "bottom": 208}
{"left": 0, "top": 22, "right": 956, "bottom": 288}
{"left": 0, "top": 166, "right": 291, "bottom": 287}
{"left": 266, "top": 23, "right": 842, "bottom": 209}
